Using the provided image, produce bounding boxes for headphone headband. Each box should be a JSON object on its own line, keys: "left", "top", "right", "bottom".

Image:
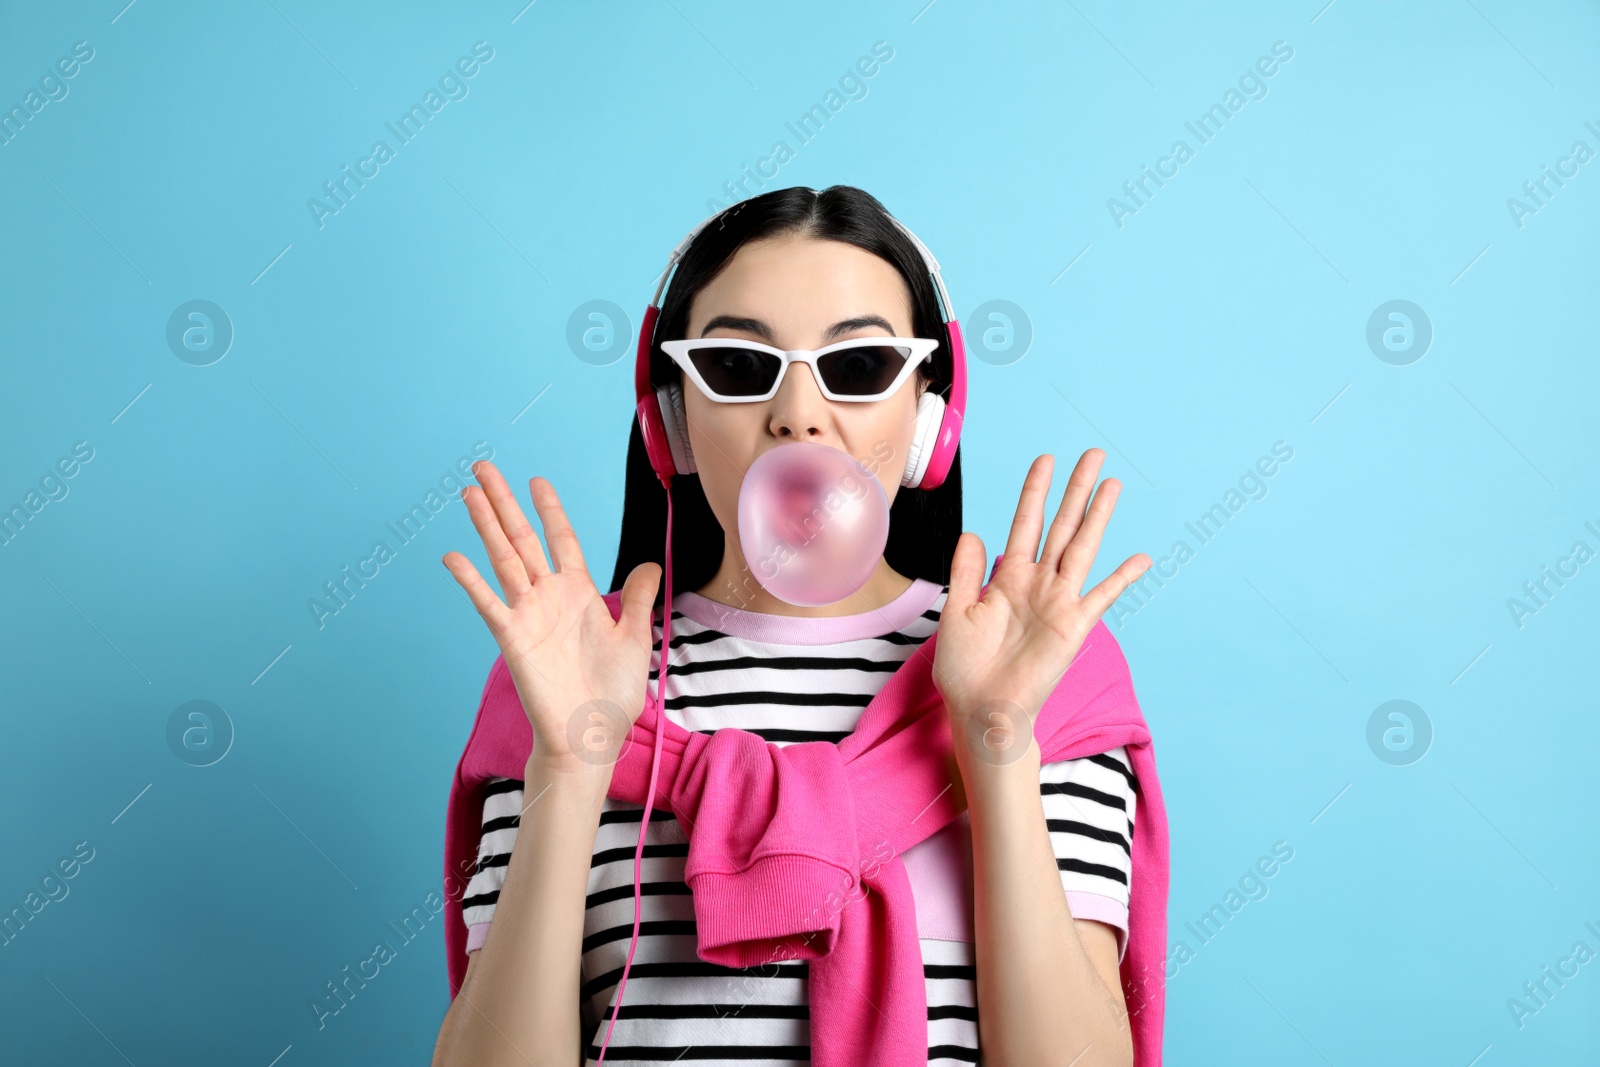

{"left": 647, "top": 203, "right": 956, "bottom": 325}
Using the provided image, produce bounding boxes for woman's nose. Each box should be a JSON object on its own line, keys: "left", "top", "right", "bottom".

{"left": 767, "top": 361, "right": 830, "bottom": 440}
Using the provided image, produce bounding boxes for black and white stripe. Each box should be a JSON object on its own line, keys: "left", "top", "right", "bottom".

{"left": 462, "top": 587, "right": 1137, "bottom": 1064}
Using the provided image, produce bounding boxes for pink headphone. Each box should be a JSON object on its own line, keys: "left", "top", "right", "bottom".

{"left": 633, "top": 201, "right": 968, "bottom": 493}
{"left": 597, "top": 196, "right": 967, "bottom": 1065}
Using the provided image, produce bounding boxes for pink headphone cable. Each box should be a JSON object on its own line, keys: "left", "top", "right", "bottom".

{"left": 593, "top": 486, "right": 673, "bottom": 1066}
{"left": 599, "top": 193, "right": 966, "bottom": 1062}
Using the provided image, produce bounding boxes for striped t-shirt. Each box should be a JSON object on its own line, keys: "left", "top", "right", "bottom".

{"left": 462, "top": 577, "right": 1138, "bottom": 1064}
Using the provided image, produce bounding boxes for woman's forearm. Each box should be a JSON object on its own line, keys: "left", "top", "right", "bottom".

{"left": 956, "top": 735, "right": 1133, "bottom": 1067}
{"left": 432, "top": 758, "right": 611, "bottom": 1067}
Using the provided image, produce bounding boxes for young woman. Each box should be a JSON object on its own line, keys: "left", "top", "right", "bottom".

{"left": 432, "top": 186, "right": 1156, "bottom": 1066}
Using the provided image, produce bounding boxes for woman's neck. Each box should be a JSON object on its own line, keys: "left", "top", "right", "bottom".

{"left": 691, "top": 553, "right": 916, "bottom": 618}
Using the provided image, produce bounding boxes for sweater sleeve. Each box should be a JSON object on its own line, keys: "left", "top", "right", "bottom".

{"left": 1040, "top": 745, "right": 1138, "bottom": 963}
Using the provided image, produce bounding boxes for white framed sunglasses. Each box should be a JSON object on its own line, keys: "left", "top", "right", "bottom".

{"left": 659, "top": 336, "right": 940, "bottom": 403}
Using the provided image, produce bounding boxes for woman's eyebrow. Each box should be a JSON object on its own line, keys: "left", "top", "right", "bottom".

{"left": 699, "top": 314, "right": 897, "bottom": 341}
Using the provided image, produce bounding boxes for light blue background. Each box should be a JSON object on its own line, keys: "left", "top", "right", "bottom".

{"left": 2, "top": 1, "right": 1596, "bottom": 1063}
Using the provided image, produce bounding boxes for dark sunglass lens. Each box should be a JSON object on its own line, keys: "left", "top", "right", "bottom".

{"left": 688, "top": 346, "right": 782, "bottom": 397}
{"left": 816, "top": 344, "right": 910, "bottom": 396}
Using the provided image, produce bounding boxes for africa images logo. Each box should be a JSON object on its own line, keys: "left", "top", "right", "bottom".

{"left": 306, "top": 41, "right": 495, "bottom": 229}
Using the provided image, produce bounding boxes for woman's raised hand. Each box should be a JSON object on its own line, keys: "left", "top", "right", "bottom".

{"left": 441, "top": 461, "right": 662, "bottom": 776}
{"left": 933, "top": 449, "right": 1151, "bottom": 758}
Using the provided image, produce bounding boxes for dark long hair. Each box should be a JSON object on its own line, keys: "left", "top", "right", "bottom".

{"left": 606, "top": 185, "right": 964, "bottom": 605}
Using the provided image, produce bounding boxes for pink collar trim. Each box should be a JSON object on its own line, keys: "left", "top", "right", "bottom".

{"left": 671, "top": 577, "right": 945, "bottom": 645}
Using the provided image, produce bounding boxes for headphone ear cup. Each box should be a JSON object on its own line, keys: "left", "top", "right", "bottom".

{"left": 902, "top": 389, "right": 946, "bottom": 488}
{"left": 657, "top": 382, "right": 697, "bottom": 475}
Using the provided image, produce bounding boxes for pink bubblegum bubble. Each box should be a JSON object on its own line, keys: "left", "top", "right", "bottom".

{"left": 737, "top": 442, "right": 890, "bottom": 607}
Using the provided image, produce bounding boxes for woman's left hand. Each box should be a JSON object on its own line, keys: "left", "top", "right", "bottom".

{"left": 932, "top": 449, "right": 1151, "bottom": 760}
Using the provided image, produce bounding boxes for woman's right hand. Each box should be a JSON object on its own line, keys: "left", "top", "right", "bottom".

{"left": 442, "top": 460, "right": 662, "bottom": 777}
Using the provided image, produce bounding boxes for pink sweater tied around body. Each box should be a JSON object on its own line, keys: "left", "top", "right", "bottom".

{"left": 443, "top": 563, "right": 1170, "bottom": 1065}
